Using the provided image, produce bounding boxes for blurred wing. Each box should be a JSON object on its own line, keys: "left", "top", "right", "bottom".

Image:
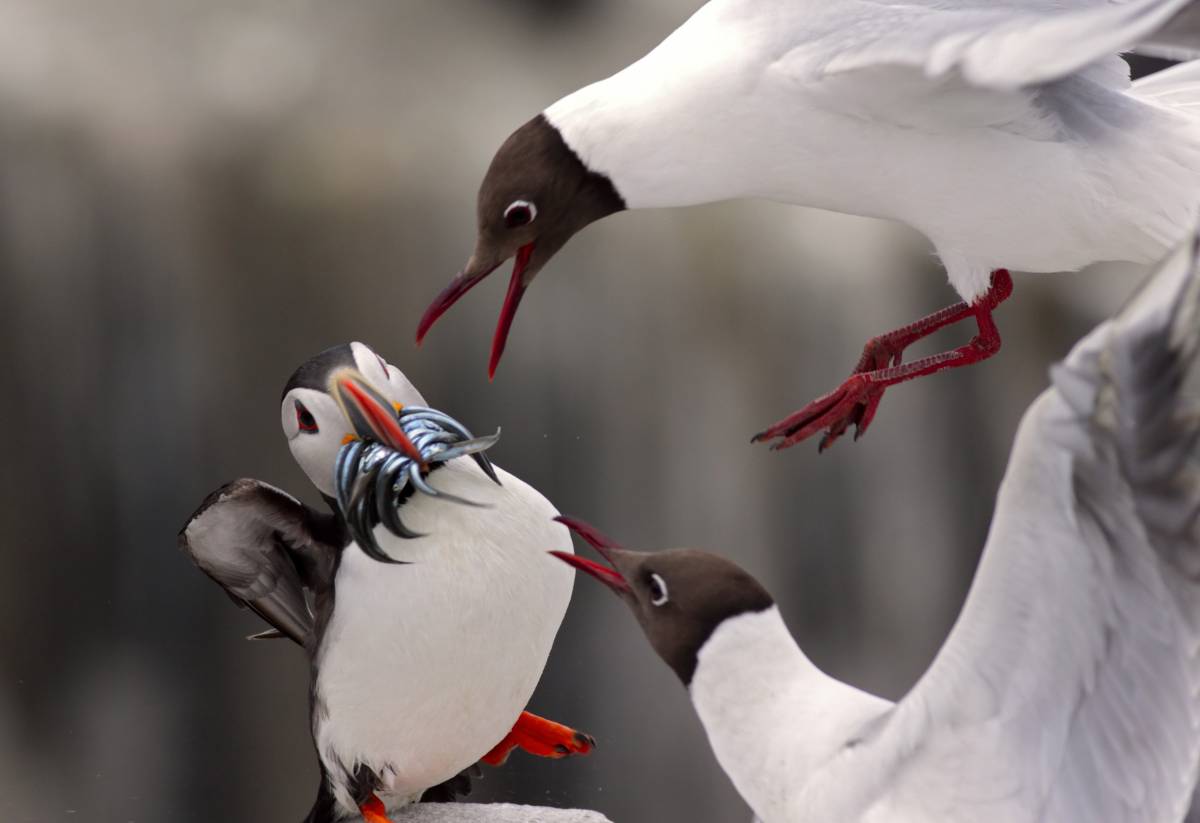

{"left": 770, "top": 1, "right": 1140, "bottom": 135}
{"left": 789, "top": 0, "right": 1192, "bottom": 90}
{"left": 1106, "top": 0, "right": 1200, "bottom": 61}
{"left": 863, "top": 231, "right": 1200, "bottom": 822}
{"left": 180, "top": 478, "right": 341, "bottom": 646}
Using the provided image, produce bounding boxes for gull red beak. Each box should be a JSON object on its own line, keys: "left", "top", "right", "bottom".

{"left": 549, "top": 515, "right": 632, "bottom": 594}
{"left": 332, "top": 370, "right": 425, "bottom": 465}
{"left": 415, "top": 242, "right": 537, "bottom": 382}
{"left": 415, "top": 262, "right": 500, "bottom": 347}
{"left": 488, "top": 242, "right": 535, "bottom": 381}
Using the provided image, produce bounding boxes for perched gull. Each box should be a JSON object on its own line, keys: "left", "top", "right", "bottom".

{"left": 554, "top": 229, "right": 1200, "bottom": 822}
{"left": 179, "top": 342, "right": 592, "bottom": 823}
{"left": 418, "top": 0, "right": 1200, "bottom": 452}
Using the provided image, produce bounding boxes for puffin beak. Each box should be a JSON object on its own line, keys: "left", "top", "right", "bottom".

{"left": 549, "top": 515, "right": 633, "bottom": 595}
{"left": 415, "top": 242, "right": 538, "bottom": 381}
{"left": 331, "top": 369, "right": 425, "bottom": 465}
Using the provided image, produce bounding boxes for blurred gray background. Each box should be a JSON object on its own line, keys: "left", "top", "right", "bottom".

{"left": 0, "top": 1, "right": 1152, "bottom": 821}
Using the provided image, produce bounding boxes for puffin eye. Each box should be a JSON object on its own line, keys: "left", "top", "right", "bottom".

{"left": 503, "top": 200, "right": 537, "bottom": 228}
{"left": 648, "top": 572, "right": 669, "bottom": 607}
{"left": 295, "top": 401, "right": 318, "bottom": 434}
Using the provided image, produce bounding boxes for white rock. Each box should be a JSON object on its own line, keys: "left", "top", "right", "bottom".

{"left": 338, "top": 803, "right": 612, "bottom": 823}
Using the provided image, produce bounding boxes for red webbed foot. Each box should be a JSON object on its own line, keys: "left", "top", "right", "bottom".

{"left": 360, "top": 794, "right": 395, "bottom": 823}
{"left": 482, "top": 710, "right": 596, "bottom": 766}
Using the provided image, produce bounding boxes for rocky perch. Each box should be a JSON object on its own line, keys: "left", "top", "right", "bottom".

{"left": 339, "top": 804, "right": 613, "bottom": 822}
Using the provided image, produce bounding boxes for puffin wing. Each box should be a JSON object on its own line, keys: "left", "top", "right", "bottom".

{"left": 782, "top": 0, "right": 1191, "bottom": 92}
{"left": 860, "top": 231, "right": 1200, "bottom": 822}
{"left": 180, "top": 478, "right": 341, "bottom": 646}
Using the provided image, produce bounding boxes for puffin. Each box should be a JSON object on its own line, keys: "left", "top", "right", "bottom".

{"left": 551, "top": 227, "right": 1200, "bottom": 822}
{"left": 180, "top": 341, "right": 593, "bottom": 823}
{"left": 416, "top": 0, "right": 1200, "bottom": 452}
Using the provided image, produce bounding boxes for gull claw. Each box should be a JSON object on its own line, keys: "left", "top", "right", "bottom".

{"left": 752, "top": 373, "right": 881, "bottom": 452}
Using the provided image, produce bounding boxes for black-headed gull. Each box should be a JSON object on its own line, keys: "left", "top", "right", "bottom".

{"left": 418, "top": 0, "right": 1200, "bottom": 452}
{"left": 179, "top": 342, "right": 592, "bottom": 823}
{"left": 553, "top": 226, "right": 1200, "bottom": 822}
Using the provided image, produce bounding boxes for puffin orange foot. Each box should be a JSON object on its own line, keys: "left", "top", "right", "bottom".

{"left": 359, "top": 794, "right": 395, "bottom": 823}
{"left": 482, "top": 710, "right": 596, "bottom": 766}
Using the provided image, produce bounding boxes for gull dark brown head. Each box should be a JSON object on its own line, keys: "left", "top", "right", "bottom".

{"left": 416, "top": 114, "right": 626, "bottom": 379}
{"left": 551, "top": 516, "right": 773, "bottom": 685}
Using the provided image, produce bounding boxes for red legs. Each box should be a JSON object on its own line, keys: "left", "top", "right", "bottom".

{"left": 753, "top": 269, "right": 1013, "bottom": 452}
{"left": 481, "top": 710, "right": 596, "bottom": 766}
{"left": 359, "top": 794, "right": 393, "bottom": 823}
{"left": 356, "top": 711, "right": 595, "bottom": 820}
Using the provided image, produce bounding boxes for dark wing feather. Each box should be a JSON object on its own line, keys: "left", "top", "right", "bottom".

{"left": 179, "top": 478, "right": 341, "bottom": 647}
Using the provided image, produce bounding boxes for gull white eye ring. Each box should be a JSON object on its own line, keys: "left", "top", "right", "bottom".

{"left": 504, "top": 200, "right": 537, "bottom": 228}
{"left": 649, "top": 572, "right": 669, "bottom": 606}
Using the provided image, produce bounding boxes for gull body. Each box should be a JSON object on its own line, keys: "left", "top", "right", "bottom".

{"left": 557, "top": 227, "right": 1200, "bottom": 822}
{"left": 180, "top": 342, "right": 579, "bottom": 822}
{"left": 422, "top": 0, "right": 1200, "bottom": 450}
{"left": 545, "top": 0, "right": 1200, "bottom": 299}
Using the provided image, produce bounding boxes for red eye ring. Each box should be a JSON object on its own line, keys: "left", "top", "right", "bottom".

{"left": 296, "top": 401, "right": 318, "bottom": 433}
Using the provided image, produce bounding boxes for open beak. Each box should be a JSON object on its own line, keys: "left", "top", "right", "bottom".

{"left": 549, "top": 515, "right": 633, "bottom": 595}
{"left": 331, "top": 369, "right": 425, "bottom": 465}
{"left": 416, "top": 242, "right": 537, "bottom": 381}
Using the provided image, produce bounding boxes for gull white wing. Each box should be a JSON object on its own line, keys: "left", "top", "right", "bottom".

{"left": 781, "top": 0, "right": 1196, "bottom": 91}
{"left": 180, "top": 478, "right": 342, "bottom": 646}
{"left": 760, "top": 0, "right": 1127, "bottom": 137}
{"left": 855, "top": 232, "right": 1200, "bottom": 822}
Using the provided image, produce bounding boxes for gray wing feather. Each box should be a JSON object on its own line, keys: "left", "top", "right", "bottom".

{"left": 800, "top": 0, "right": 1197, "bottom": 91}
{"left": 179, "top": 478, "right": 339, "bottom": 647}
{"left": 1055, "top": 228, "right": 1200, "bottom": 576}
{"left": 1048, "top": 227, "right": 1200, "bottom": 823}
{"left": 1139, "top": 1, "right": 1200, "bottom": 59}
{"left": 863, "top": 228, "right": 1200, "bottom": 822}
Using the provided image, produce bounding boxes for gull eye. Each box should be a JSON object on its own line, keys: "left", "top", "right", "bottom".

{"left": 648, "top": 572, "right": 669, "bottom": 607}
{"left": 503, "top": 200, "right": 537, "bottom": 228}
{"left": 296, "top": 401, "right": 318, "bottom": 434}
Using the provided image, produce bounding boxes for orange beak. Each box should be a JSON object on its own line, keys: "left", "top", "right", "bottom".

{"left": 331, "top": 369, "right": 424, "bottom": 465}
